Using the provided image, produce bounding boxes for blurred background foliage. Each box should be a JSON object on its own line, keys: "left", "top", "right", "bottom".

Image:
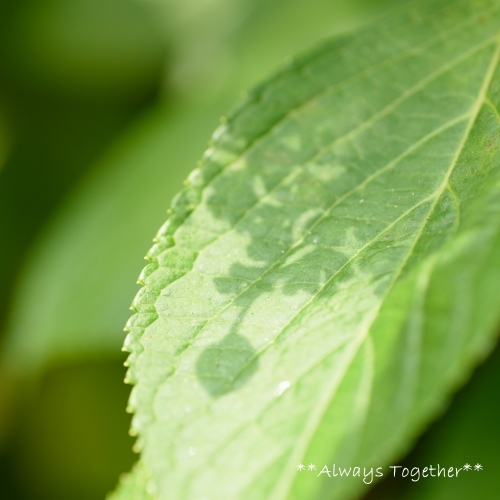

{"left": 0, "top": 0, "right": 497, "bottom": 499}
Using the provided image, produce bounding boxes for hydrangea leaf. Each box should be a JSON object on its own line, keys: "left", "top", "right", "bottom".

{"left": 123, "top": 1, "right": 500, "bottom": 499}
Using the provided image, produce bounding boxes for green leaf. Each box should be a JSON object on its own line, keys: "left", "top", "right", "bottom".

{"left": 122, "top": 0, "right": 500, "bottom": 498}
{"left": 107, "top": 462, "right": 155, "bottom": 500}
{"left": 1, "top": 0, "right": 166, "bottom": 101}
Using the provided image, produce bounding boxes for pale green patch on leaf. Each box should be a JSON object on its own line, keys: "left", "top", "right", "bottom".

{"left": 122, "top": 0, "right": 500, "bottom": 498}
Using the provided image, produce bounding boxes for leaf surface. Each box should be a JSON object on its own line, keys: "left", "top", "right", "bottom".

{"left": 123, "top": 1, "right": 500, "bottom": 499}
{"left": 107, "top": 462, "right": 155, "bottom": 500}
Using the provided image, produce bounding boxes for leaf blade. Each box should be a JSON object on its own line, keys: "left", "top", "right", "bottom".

{"left": 124, "top": 1, "right": 500, "bottom": 499}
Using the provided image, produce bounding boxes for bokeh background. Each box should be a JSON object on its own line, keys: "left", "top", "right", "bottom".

{"left": 0, "top": 1, "right": 497, "bottom": 499}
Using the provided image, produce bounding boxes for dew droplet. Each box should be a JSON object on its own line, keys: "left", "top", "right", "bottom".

{"left": 276, "top": 380, "right": 291, "bottom": 396}
{"left": 312, "top": 237, "right": 319, "bottom": 244}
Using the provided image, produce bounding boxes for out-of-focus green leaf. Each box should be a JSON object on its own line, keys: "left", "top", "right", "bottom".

{"left": 0, "top": 97, "right": 144, "bottom": 330}
{"left": 0, "top": 111, "right": 9, "bottom": 172}
{"left": 0, "top": 0, "right": 166, "bottom": 102}
{"left": 0, "top": 0, "right": 172, "bottom": 333}
{"left": 1, "top": 101, "right": 226, "bottom": 374}
{"left": 2, "top": 361, "right": 135, "bottom": 500}
{"left": 163, "top": 0, "right": 400, "bottom": 102}
{"left": 118, "top": 1, "right": 500, "bottom": 498}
